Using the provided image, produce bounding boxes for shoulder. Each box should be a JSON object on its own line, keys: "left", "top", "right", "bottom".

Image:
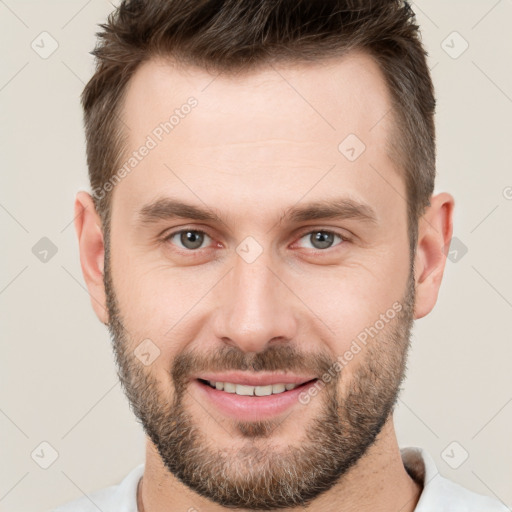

{"left": 401, "top": 446, "right": 508, "bottom": 512}
{"left": 423, "top": 473, "right": 509, "bottom": 511}
{"left": 51, "top": 463, "right": 144, "bottom": 512}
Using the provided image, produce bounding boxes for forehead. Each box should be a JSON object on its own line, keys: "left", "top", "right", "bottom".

{"left": 113, "top": 51, "right": 404, "bottom": 227}
{"left": 122, "top": 50, "right": 394, "bottom": 146}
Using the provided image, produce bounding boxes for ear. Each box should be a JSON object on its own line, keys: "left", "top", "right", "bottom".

{"left": 413, "top": 192, "right": 455, "bottom": 319}
{"left": 74, "top": 191, "right": 108, "bottom": 325}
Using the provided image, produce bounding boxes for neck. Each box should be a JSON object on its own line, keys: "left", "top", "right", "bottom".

{"left": 138, "top": 416, "right": 422, "bottom": 512}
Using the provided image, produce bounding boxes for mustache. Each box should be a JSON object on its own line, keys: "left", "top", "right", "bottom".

{"left": 170, "top": 344, "right": 337, "bottom": 385}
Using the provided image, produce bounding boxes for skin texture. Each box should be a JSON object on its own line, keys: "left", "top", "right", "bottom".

{"left": 75, "top": 51, "right": 454, "bottom": 512}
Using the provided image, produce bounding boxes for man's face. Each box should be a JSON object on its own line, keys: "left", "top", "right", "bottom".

{"left": 104, "top": 51, "right": 415, "bottom": 508}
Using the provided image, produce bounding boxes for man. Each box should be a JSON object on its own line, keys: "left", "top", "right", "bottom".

{"left": 54, "top": 1, "right": 507, "bottom": 511}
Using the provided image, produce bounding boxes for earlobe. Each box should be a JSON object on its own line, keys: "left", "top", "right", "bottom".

{"left": 413, "top": 192, "right": 455, "bottom": 320}
{"left": 74, "top": 191, "right": 109, "bottom": 325}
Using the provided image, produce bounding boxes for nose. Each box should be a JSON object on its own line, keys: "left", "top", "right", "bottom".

{"left": 212, "top": 251, "right": 299, "bottom": 354}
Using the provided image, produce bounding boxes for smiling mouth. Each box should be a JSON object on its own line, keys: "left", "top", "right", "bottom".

{"left": 197, "top": 378, "right": 318, "bottom": 397}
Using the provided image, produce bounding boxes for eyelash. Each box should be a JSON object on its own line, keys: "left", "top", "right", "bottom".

{"left": 162, "top": 228, "right": 350, "bottom": 253}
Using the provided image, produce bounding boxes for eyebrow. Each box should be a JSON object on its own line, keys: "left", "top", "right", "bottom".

{"left": 137, "top": 196, "right": 378, "bottom": 227}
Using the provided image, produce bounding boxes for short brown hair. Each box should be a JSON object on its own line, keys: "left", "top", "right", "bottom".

{"left": 82, "top": 0, "right": 436, "bottom": 257}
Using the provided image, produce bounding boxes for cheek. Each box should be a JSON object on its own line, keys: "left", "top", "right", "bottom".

{"left": 294, "top": 255, "right": 409, "bottom": 354}
{"left": 110, "top": 242, "right": 217, "bottom": 361}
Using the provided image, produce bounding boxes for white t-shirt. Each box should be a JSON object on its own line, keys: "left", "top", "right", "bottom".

{"left": 51, "top": 446, "right": 509, "bottom": 511}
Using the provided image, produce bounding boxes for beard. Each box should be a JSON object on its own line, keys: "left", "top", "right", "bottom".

{"left": 103, "top": 244, "right": 416, "bottom": 510}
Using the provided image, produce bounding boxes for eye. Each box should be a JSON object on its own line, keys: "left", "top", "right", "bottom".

{"left": 295, "top": 230, "right": 347, "bottom": 250}
{"left": 162, "top": 228, "right": 348, "bottom": 253}
{"left": 164, "top": 229, "right": 212, "bottom": 251}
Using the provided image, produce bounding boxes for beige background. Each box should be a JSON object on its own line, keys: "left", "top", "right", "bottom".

{"left": 1, "top": 1, "right": 511, "bottom": 511}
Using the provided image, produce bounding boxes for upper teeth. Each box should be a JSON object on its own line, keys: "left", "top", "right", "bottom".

{"left": 208, "top": 381, "right": 298, "bottom": 396}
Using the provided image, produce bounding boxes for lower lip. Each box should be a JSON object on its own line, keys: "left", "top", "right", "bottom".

{"left": 193, "top": 379, "right": 319, "bottom": 422}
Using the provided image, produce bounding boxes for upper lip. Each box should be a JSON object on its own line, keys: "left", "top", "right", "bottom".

{"left": 193, "top": 372, "right": 317, "bottom": 387}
